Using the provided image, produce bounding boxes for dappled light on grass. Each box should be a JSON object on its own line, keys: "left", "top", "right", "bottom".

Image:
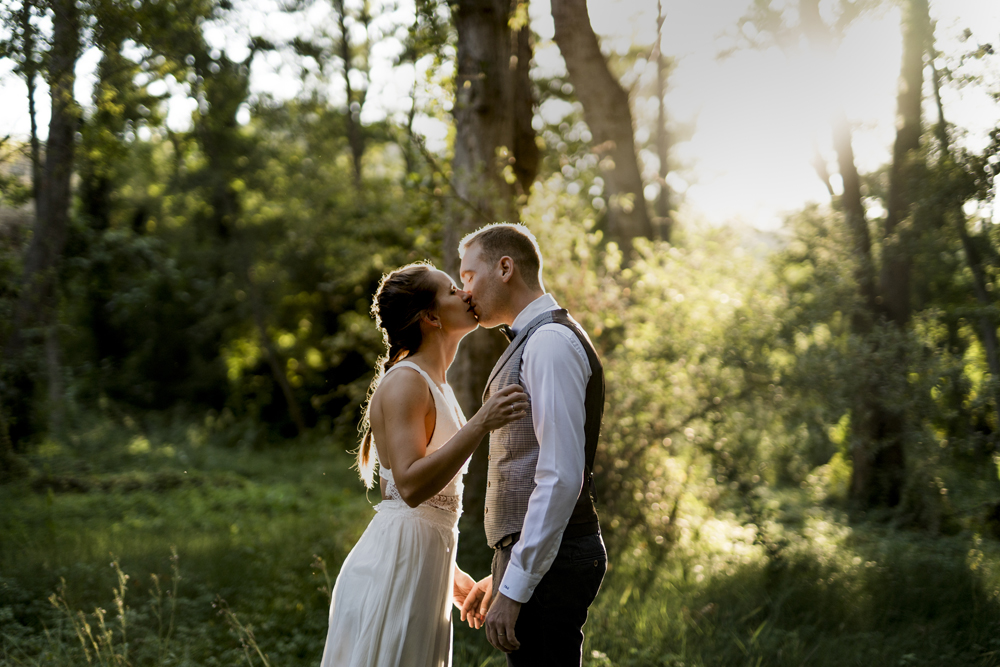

{"left": 1, "top": 405, "right": 999, "bottom": 666}
{"left": 585, "top": 498, "right": 1000, "bottom": 666}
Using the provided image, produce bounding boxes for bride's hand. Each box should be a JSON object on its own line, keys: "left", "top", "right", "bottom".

{"left": 476, "top": 385, "right": 529, "bottom": 432}
{"left": 453, "top": 568, "right": 476, "bottom": 610}
{"left": 460, "top": 575, "right": 493, "bottom": 629}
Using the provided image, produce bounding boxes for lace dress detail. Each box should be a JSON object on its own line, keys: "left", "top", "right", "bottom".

{"left": 383, "top": 478, "right": 462, "bottom": 514}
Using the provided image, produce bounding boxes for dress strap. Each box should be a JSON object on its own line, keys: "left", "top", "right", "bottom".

{"left": 387, "top": 360, "right": 442, "bottom": 395}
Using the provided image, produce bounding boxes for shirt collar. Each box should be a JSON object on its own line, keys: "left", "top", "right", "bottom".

{"left": 510, "top": 293, "right": 559, "bottom": 335}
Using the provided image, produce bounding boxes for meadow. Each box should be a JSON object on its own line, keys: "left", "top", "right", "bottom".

{"left": 2, "top": 413, "right": 998, "bottom": 667}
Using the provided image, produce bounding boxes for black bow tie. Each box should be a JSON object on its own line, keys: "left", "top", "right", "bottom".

{"left": 498, "top": 324, "right": 515, "bottom": 342}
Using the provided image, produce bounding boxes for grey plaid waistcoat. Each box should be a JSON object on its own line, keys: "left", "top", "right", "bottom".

{"left": 482, "top": 309, "right": 604, "bottom": 548}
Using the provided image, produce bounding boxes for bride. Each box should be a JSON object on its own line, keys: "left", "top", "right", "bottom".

{"left": 320, "top": 262, "right": 528, "bottom": 667}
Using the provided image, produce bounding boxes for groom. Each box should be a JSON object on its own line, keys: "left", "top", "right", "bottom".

{"left": 458, "top": 223, "right": 606, "bottom": 666}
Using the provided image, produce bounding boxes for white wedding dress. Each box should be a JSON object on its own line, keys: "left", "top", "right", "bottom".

{"left": 320, "top": 361, "right": 468, "bottom": 667}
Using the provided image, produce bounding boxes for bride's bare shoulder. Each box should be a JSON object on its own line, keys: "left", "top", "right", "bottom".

{"left": 372, "top": 366, "right": 432, "bottom": 412}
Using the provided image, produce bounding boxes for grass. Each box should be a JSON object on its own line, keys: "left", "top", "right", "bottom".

{"left": 2, "top": 413, "right": 1000, "bottom": 666}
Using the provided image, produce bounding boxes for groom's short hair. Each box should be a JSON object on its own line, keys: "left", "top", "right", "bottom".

{"left": 459, "top": 223, "right": 543, "bottom": 290}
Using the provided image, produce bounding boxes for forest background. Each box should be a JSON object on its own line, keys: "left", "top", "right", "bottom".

{"left": 1, "top": 0, "right": 1000, "bottom": 665}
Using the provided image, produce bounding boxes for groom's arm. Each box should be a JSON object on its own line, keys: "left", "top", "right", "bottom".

{"left": 496, "top": 325, "right": 591, "bottom": 603}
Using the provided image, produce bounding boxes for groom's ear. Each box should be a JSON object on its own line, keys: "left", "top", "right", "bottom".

{"left": 499, "top": 256, "right": 515, "bottom": 284}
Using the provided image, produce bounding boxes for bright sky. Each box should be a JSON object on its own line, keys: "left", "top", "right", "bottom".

{"left": 1, "top": 0, "right": 997, "bottom": 230}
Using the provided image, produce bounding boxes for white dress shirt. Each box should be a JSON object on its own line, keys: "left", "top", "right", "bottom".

{"left": 497, "top": 293, "right": 593, "bottom": 603}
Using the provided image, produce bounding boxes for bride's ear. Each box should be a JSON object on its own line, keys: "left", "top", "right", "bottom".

{"left": 421, "top": 310, "right": 443, "bottom": 330}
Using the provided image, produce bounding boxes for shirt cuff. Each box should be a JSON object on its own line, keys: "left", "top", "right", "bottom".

{"left": 498, "top": 558, "right": 542, "bottom": 604}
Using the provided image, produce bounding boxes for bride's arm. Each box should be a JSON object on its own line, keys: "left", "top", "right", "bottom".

{"left": 379, "top": 370, "right": 527, "bottom": 507}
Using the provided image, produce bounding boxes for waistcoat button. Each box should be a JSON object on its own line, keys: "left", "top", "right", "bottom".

{"left": 487, "top": 481, "right": 491, "bottom": 488}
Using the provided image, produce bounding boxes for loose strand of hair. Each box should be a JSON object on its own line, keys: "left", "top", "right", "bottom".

{"left": 353, "top": 262, "right": 437, "bottom": 489}
{"left": 354, "top": 344, "right": 410, "bottom": 488}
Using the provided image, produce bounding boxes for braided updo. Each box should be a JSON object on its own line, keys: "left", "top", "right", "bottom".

{"left": 356, "top": 262, "right": 440, "bottom": 488}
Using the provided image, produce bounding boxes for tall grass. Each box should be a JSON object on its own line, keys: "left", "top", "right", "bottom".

{"left": 2, "top": 414, "right": 999, "bottom": 666}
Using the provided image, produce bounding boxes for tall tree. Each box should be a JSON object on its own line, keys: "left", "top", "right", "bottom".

{"left": 550, "top": 0, "right": 652, "bottom": 259}
{"left": 880, "top": 0, "right": 928, "bottom": 329}
{"left": 653, "top": 0, "right": 673, "bottom": 242}
{"left": 742, "top": 0, "right": 931, "bottom": 507}
{"left": 12, "top": 0, "right": 80, "bottom": 339}
{"left": 850, "top": 0, "right": 929, "bottom": 507}
{"left": 2, "top": 0, "right": 82, "bottom": 445}
{"left": 927, "top": 48, "right": 1000, "bottom": 433}
{"left": 333, "top": 0, "right": 370, "bottom": 188}
{"left": 447, "top": 0, "right": 539, "bottom": 556}
{"left": 796, "top": 0, "right": 899, "bottom": 506}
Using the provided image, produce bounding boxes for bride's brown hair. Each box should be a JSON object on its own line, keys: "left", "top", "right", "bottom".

{"left": 356, "top": 262, "right": 440, "bottom": 488}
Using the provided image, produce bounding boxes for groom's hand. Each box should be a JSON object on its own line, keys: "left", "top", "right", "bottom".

{"left": 460, "top": 575, "right": 493, "bottom": 629}
{"left": 484, "top": 593, "right": 521, "bottom": 653}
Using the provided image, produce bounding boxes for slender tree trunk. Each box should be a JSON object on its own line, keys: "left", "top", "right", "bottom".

{"left": 654, "top": 0, "right": 672, "bottom": 242}
{"left": 248, "top": 268, "right": 307, "bottom": 436}
{"left": 402, "top": 77, "right": 419, "bottom": 177}
{"left": 831, "top": 114, "right": 900, "bottom": 509}
{"left": 833, "top": 114, "right": 879, "bottom": 326}
{"left": 880, "top": 0, "right": 928, "bottom": 328}
{"left": 335, "top": 0, "right": 366, "bottom": 189}
{"left": 19, "top": 0, "right": 41, "bottom": 194}
{"left": 45, "top": 326, "right": 64, "bottom": 432}
{"left": 550, "top": 0, "right": 652, "bottom": 259}
{"left": 929, "top": 54, "right": 1000, "bottom": 432}
{"left": 450, "top": 0, "right": 538, "bottom": 562}
{"left": 799, "top": 0, "right": 879, "bottom": 326}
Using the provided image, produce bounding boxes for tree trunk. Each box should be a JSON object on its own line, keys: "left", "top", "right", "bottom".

{"left": 8, "top": 0, "right": 80, "bottom": 354}
{"left": 45, "top": 326, "right": 64, "bottom": 433}
{"left": 19, "top": 0, "right": 42, "bottom": 194}
{"left": 830, "top": 115, "right": 908, "bottom": 508}
{"left": 851, "top": 0, "right": 929, "bottom": 508}
{"left": 880, "top": 0, "right": 928, "bottom": 328}
{"left": 832, "top": 114, "right": 879, "bottom": 327}
{"left": 335, "top": 0, "right": 367, "bottom": 189}
{"left": 929, "top": 53, "right": 1000, "bottom": 433}
{"left": 449, "top": 0, "right": 538, "bottom": 564}
{"left": 1, "top": 0, "right": 80, "bottom": 458}
{"left": 830, "top": 114, "right": 895, "bottom": 508}
{"left": 550, "top": 0, "right": 652, "bottom": 259}
{"left": 248, "top": 268, "right": 307, "bottom": 436}
{"left": 653, "top": 0, "right": 672, "bottom": 242}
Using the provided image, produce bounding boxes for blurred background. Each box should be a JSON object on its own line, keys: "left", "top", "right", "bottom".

{"left": 1, "top": 0, "right": 999, "bottom": 665}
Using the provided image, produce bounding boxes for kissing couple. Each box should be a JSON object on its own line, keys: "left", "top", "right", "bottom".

{"left": 320, "top": 223, "right": 607, "bottom": 667}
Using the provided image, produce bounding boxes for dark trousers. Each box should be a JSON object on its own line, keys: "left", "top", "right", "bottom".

{"left": 491, "top": 532, "right": 607, "bottom": 667}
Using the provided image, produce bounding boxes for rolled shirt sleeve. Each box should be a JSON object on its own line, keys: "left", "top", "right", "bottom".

{"left": 496, "top": 325, "right": 592, "bottom": 603}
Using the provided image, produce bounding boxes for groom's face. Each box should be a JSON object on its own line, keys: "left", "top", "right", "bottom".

{"left": 459, "top": 243, "right": 505, "bottom": 328}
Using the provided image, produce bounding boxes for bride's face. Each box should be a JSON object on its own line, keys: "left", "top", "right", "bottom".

{"left": 429, "top": 270, "right": 479, "bottom": 335}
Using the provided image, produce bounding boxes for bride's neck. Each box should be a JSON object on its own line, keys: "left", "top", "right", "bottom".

{"left": 409, "top": 332, "right": 459, "bottom": 385}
